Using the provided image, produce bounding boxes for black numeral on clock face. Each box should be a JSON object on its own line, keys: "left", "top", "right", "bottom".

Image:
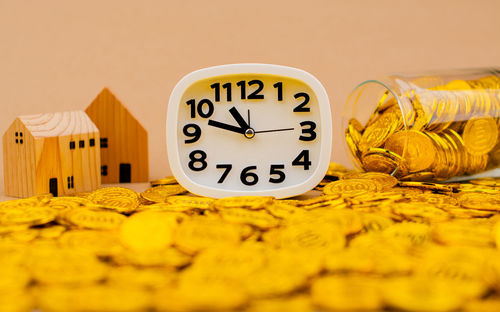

{"left": 240, "top": 166, "right": 259, "bottom": 185}
{"left": 292, "top": 150, "right": 311, "bottom": 170}
{"left": 186, "top": 99, "right": 214, "bottom": 118}
{"left": 236, "top": 80, "right": 264, "bottom": 100}
{"left": 188, "top": 150, "right": 207, "bottom": 171}
{"left": 210, "top": 82, "right": 232, "bottom": 102}
{"left": 216, "top": 164, "right": 232, "bottom": 183}
{"left": 183, "top": 124, "right": 201, "bottom": 143}
{"left": 269, "top": 164, "right": 285, "bottom": 183}
{"left": 273, "top": 82, "right": 283, "bottom": 101}
{"left": 299, "top": 121, "right": 317, "bottom": 141}
{"left": 293, "top": 92, "right": 310, "bottom": 112}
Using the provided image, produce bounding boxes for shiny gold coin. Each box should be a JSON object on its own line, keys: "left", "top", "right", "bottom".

{"left": 29, "top": 248, "right": 108, "bottom": 285}
{"left": 219, "top": 208, "right": 280, "bottom": 230}
{"left": 36, "top": 284, "right": 151, "bottom": 312}
{"left": 462, "top": 116, "right": 498, "bottom": 156}
{"left": 361, "top": 148, "right": 401, "bottom": 174}
{"left": 120, "top": 211, "right": 176, "bottom": 252}
{"left": 174, "top": 218, "right": 242, "bottom": 254}
{"left": 457, "top": 192, "right": 500, "bottom": 211}
{"left": 359, "top": 109, "right": 401, "bottom": 151}
{"left": 323, "top": 179, "right": 381, "bottom": 197}
{"left": 165, "top": 195, "right": 214, "bottom": 210}
{"left": 140, "top": 185, "right": 187, "bottom": 203}
{"left": 212, "top": 196, "right": 274, "bottom": 210}
{"left": 384, "top": 130, "right": 437, "bottom": 172}
{"left": 312, "top": 275, "right": 383, "bottom": 311}
{"left": 247, "top": 296, "right": 314, "bottom": 312}
{"left": 48, "top": 196, "right": 92, "bottom": 209}
{"left": 61, "top": 207, "right": 127, "bottom": 230}
{"left": 88, "top": 187, "right": 140, "bottom": 213}
{"left": 382, "top": 276, "right": 465, "bottom": 312}
{"left": 58, "top": 229, "right": 123, "bottom": 256}
{"left": 150, "top": 176, "right": 178, "bottom": 186}
{"left": 354, "top": 172, "right": 399, "bottom": 189}
{"left": 0, "top": 206, "right": 57, "bottom": 226}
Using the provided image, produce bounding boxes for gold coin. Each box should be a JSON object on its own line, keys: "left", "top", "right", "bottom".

{"left": 247, "top": 296, "right": 313, "bottom": 312}
{"left": 58, "top": 229, "right": 123, "bottom": 256}
{"left": 462, "top": 116, "right": 498, "bottom": 156}
{"left": 61, "top": 207, "right": 127, "bottom": 230}
{"left": 312, "top": 275, "right": 383, "bottom": 311}
{"left": 219, "top": 208, "right": 280, "bottom": 230}
{"left": 359, "top": 109, "right": 401, "bottom": 151}
{"left": 457, "top": 192, "right": 500, "bottom": 211}
{"left": 29, "top": 248, "right": 108, "bottom": 285}
{"left": 150, "top": 176, "right": 178, "bottom": 186}
{"left": 88, "top": 187, "right": 140, "bottom": 213}
{"left": 140, "top": 185, "right": 187, "bottom": 203}
{"left": 323, "top": 179, "right": 381, "bottom": 197}
{"left": 212, "top": 196, "right": 274, "bottom": 210}
{"left": 174, "top": 218, "right": 242, "bottom": 254}
{"left": 120, "top": 211, "right": 176, "bottom": 252}
{"left": 37, "top": 284, "right": 151, "bottom": 312}
{"left": 382, "top": 276, "right": 465, "bottom": 312}
{"left": 0, "top": 206, "right": 57, "bottom": 226}
{"left": 384, "top": 130, "right": 437, "bottom": 172}
{"left": 354, "top": 172, "right": 399, "bottom": 189}
{"left": 361, "top": 147, "right": 406, "bottom": 175}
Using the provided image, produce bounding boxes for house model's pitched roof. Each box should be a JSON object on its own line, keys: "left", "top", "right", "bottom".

{"left": 17, "top": 111, "right": 98, "bottom": 138}
{"left": 86, "top": 88, "right": 146, "bottom": 132}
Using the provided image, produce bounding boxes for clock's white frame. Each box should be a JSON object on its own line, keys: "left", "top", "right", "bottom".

{"left": 166, "top": 63, "right": 332, "bottom": 198}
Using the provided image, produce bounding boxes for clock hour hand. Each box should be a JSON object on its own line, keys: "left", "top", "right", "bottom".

{"left": 229, "top": 107, "right": 250, "bottom": 129}
{"left": 207, "top": 119, "right": 245, "bottom": 134}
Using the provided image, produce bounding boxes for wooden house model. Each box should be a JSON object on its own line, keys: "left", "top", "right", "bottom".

{"left": 85, "top": 88, "right": 149, "bottom": 183}
{"left": 3, "top": 111, "right": 101, "bottom": 198}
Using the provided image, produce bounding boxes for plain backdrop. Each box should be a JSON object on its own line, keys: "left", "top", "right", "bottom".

{"left": 1, "top": 0, "right": 499, "bottom": 194}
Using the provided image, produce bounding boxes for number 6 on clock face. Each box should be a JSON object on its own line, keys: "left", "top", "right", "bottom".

{"left": 166, "top": 64, "right": 332, "bottom": 199}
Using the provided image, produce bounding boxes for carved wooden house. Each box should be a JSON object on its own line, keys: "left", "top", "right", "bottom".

{"left": 3, "top": 111, "right": 101, "bottom": 197}
{"left": 85, "top": 88, "right": 149, "bottom": 183}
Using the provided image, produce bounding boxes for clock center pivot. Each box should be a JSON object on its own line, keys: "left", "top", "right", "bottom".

{"left": 244, "top": 128, "right": 255, "bottom": 139}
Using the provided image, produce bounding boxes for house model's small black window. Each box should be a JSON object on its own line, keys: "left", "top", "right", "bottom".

{"left": 69, "top": 141, "right": 76, "bottom": 150}
{"left": 101, "top": 165, "right": 108, "bottom": 176}
{"left": 79, "top": 140, "right": 85, "bottom": 148}
{"left": 67, "top": 176, "right": 74, "bottom": 189}
{"left": 101, "top": 138, "right": 108, "bottom": 148}
{"left": 89, "top": 138, "right": 95, "bottom": 147}
{"left": 15, "top": 132, "right": 24, "bottom": 144}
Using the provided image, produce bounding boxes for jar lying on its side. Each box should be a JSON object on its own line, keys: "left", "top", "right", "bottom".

{"left": 343, "top": 68, "right": 500, "bottom": 181}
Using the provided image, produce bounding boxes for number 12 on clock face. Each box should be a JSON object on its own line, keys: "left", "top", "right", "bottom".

{"left": 167, "top": 64, "right": 332, "bottom": 199}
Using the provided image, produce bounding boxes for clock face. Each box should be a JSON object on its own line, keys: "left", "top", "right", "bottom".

{"left": 167, "top": 64, "right": 331, "bottom": 198}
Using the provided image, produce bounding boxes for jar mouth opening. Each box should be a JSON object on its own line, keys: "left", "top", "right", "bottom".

{"left": 346, "top": 79, "right": 409, "bottom": 130}
{"left": 342, "top": 79, "right": 409, "bottom": 176}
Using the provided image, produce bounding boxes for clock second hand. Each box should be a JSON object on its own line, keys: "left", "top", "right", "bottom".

{"left": 254, "top": 127, "right": 294, "bottom": 134}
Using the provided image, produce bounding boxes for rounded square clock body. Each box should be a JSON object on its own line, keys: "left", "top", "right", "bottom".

{"left": 167, "top": 64, "right": 332, "bottom": 199}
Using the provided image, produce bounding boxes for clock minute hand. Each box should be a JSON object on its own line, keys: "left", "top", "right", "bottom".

{"left": 254, "top": 127, "right": 295, "bottom": 134}
{"left": 229, "top": 107, "right": 250, "bottom": 129}
{"left": 208, "top": 119, "right": 245, "bottom": 134}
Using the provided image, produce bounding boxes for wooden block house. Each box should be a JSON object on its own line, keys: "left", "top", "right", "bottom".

{"left": 3, "top": 111, "right": 101, "bottom": 197}
{"left": 85, "top": 88, "right": 149, "bottom": 183}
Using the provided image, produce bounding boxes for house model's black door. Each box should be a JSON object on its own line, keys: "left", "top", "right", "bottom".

{"left": 119, "top": 163, "right": 131, "bottom": 183}
{"left": 49, "top": 178, "right": 58, "bottom": 197}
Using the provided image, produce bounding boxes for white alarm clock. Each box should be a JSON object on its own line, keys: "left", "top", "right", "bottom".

{"left": 166, "top": 64, "right": 331, "bottom": 198}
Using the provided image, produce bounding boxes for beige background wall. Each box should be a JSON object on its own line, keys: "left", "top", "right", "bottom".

{"left": 1, "top": 0, "right": 499, "bottom": 193}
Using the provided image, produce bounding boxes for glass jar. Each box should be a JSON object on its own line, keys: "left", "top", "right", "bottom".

{"left": 343, "top": 68, "right": 500, "bottom": 181}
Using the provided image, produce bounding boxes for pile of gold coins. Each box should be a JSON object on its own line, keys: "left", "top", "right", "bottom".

{"left": 1, "top": 163, "right": 500, "bottom": 311}
{"left": 346, "top": 74, "right": 500, "bottom": 181}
